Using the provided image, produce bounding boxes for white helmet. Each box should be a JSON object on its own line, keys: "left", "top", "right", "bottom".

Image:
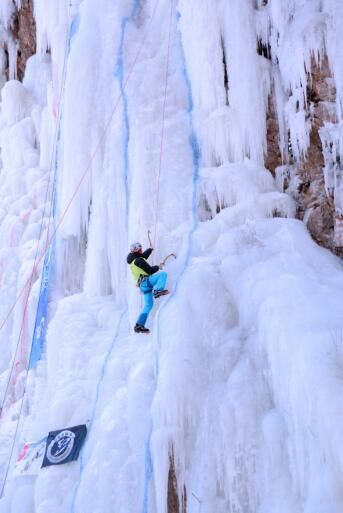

{"left": 130, "top": 241, "right": 142, "bottom": 253}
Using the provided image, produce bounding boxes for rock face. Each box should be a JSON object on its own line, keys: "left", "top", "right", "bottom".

{"left": 296, "top": 57, "right": 338, "bottom": 252}
{"left": 266, "top": 56, "right": 341, "bottom": 255}
{"left": 10, "top": 0, "right": 36, "bottom": 81}
{"left": 168, "top": 454, "right": 186, "bottom": 513}
{"left": 5, "top": 4, "right": 343, "bottom": 258}
{"left": 265, "top": 94, "right": 282, "bottom": 175}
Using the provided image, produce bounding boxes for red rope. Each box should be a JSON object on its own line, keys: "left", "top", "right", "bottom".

{"left": 0, "top": 17, "right": 73, "bottom": 413}
{"left": 0, "top": 9, "right": 155, "bottom": 339}
{"left": 0, "top": 4, "right": 158, "bottom": 497}
{"left": 0, "top": 7, "right": 157, "bottom": 417}
{"left": 153, "top": 0, "right": 175, "bottom": 250}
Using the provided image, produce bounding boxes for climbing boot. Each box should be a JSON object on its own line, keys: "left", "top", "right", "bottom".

{"left": 153, "top": 289, "right": 169, "bottom": 299}
{"left": 134, "top": 324, "right": 150, "bottom": 334}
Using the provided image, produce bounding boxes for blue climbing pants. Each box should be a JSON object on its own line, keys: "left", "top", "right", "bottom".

{"left": 136, "top": 271, "right": 167, "bottom": 326}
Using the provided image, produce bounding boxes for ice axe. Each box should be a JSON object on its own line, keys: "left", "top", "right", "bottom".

{"left": 147, "top": 229, "right": 153, "bottom": 248}
{"left": 147, "top": 230, "right": 176, "bottom": 266}
{"left": 159, "top": 253, "right": 177, "bottom": 268}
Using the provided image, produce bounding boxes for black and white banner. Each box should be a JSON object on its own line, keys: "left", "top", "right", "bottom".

{"left": 42, "top": 425, "right": 87, "bottom": 467}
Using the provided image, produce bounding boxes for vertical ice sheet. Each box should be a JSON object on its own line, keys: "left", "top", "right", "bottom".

{"left": 0, "top": 1, "right": 343, "bottom": 512}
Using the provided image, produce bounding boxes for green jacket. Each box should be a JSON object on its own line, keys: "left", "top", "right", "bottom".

{"left": 130, "top": 259, "right": 149, "bottom": 281}
{"left": 127, "top": 248, "right": 159, "bottom": 283}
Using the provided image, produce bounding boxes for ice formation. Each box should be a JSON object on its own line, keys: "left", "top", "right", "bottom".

{"left": 0, "top": 1, "right": 341, "bottom": 512}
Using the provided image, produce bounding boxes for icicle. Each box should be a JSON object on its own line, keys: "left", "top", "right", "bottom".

{"left": 0, "top": 0, "right": 15, "bottom": 30}
{"left": 7, "top": 34, "right": 18, "bottom": 81}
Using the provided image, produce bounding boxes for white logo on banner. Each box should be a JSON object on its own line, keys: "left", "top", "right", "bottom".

{"left": 46, "top": 430, "right": 76, "bottom": 464}
{"left": 35, "top": 317, "right": 45, "bottom": 340}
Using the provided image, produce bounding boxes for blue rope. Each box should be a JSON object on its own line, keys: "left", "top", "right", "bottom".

{"left": 141, "top": 2, "right": 201, "bottom": 512}
{"left": 115, "top": 0, "right": 140, "bottom": 221}
{"left": 69, "top": 14, "right": 80, "bottom": 47}
{"left": 70, "top": 3, "right": 143, "bottom": 511}
{"left": 70, "top": 308, "right": 127, "bottom": 513}
{"left": 69, "top": 2, "right": 199, "bottom": 511}
{"left": 142, "top": 433, "right": 153, "bottom": 513}
{"left": 115, "top": 19, "right": 130, "bottom": 221}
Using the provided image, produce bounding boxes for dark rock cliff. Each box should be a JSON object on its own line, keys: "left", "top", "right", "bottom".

{"left": 7, "top": 0, "right": 36, "bottom": 81}
{"left": 266, "top": 55, "right": 340, "bottom": 255}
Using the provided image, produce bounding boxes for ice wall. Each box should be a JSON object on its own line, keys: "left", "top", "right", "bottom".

{"left": 0, "top": 1, "right": 341, "bottom": 513}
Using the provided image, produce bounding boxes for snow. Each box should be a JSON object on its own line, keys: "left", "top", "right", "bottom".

{"left": 0, "top": 0, "right": 341, "bottom": 512}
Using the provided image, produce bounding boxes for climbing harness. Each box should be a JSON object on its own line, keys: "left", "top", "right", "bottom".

{"left": 137, "top": 275, "right": 147, "bottom": 287}
{"left": 130, "top": 258, "right": 149, "bottom": 283}
{"left": 136, "top": 253, "right": 176, "bottom": 289}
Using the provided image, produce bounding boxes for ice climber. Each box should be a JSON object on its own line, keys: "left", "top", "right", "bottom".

{"left": 127, "top": 242, "right": 169, "bottom": 333}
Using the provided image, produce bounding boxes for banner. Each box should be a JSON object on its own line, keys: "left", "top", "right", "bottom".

{"left": 28, "top": 240, "right": 53, "bottom": 370}
{"left": 42, "top": 425, "right": 87, "bottom": 467}
{"left": 29, "top": 13, "right": 80, "bottom": 371}
{"left": 13, "top": 437, "right": 47, "bottom": 477}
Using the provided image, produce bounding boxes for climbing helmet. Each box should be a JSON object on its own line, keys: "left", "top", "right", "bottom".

{"left": 130, "top": 241, "right": 142, "bottom": 253}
